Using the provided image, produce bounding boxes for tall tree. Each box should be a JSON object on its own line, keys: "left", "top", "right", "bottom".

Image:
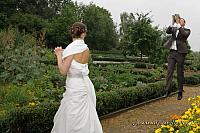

{"left": 120, "top": 12, "right": 162, "bottom": 60}
{"left": 0, "top": 0, "right": 17, "bottom": 16}
{"left": 46, "top": 1, "right": 79, "bottom": 48}
{"left": 82, "top": 4, "right": 118, "bottom": 51}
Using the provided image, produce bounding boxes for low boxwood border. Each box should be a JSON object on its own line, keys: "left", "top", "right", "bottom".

{"left": 184, "top": 74, "right": 200, "bottom": 85}
{"left": 96, "top": 80, "right": 177, "bottom": 116}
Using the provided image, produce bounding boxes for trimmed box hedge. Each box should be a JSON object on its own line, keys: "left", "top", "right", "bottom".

{"left": 0, "top": 103, "right": 59, "bottom": 133}
{"left": 96, "top": 80, "right": 177, "bottom": 116}
{"left": 184, "top": 74, "right": 200, "bottom": 85}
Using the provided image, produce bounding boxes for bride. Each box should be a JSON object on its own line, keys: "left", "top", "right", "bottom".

{"left": 51, "top": 22, "right": 103, "bottom": 133}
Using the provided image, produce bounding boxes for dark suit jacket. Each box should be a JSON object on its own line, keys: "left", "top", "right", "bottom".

{"left": 164, "top": 26, "right": 191, "bottom": 53}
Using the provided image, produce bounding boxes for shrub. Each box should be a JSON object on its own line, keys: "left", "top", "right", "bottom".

{"left": 96, "top": 80, "right": 177, "bottom": 116}
{"left": 0, "top": 102, "right": 59, "bottom": 133}
{"left": 184, "top": 74, "right": 200, "bottom": 85}
{"left": 185, "top": 52, "right": 200, "bottom": 71}
{"left": 92, "top": 56, "right": 127, "bottom": 62}
{"left": 0, "top": 28, "right": 46, "bottom": 84}
{"left": 8, "top": 13, "right": 48, "bottom": 34}
{"left": 89, "top": 64, "right": 166, "bottom": 91}
{"left": 0, "top": 84, "right": 34, "bottom": 111}
{"left": 134, "top": 62, "right": 147, "bottom": 68}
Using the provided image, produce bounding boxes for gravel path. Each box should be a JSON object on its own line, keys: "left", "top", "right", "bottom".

{"left": 100, "top": 86, "right": 200, "bottom": 133}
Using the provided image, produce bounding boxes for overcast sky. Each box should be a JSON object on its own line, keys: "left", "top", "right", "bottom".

{"left": 75, "top": 0, "right": 200, "bottom": 51}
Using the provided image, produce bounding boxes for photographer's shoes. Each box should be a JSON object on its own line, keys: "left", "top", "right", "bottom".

{"left": 163, "top": 91, "right": 170, "bottom": 98}
{"left": 177, "top": 92, "right": 183, "bottom": 100}
{"left": 163, "top": 91, "right": 183, "bottom": 100}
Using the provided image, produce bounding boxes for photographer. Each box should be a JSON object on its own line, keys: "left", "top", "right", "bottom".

{"left": 164, "top": 14, "right": 191, "bottom": 100}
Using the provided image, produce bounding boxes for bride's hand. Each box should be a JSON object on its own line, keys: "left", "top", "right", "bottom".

{"left": 54, "top": 46, "right": 63, "bottom": 56}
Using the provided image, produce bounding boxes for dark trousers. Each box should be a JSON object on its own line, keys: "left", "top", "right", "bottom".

{"left": 165, "top": 50, "right": 186, "bottom": 93}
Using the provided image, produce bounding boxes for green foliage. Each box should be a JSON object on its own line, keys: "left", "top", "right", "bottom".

{"left": 0, "top": 13, "right": 7, "bottom": 30}
{"left": 0, "top": 1, "right": 118, "bottom": 51}
{"left": 96, "top": 80, "right": 177, "bottom": 116}
{"left": 0, "top": 1, "right": 17, "bottom": 16}
{"left": 8, "top": 13, "right": 48, "bottom": 34}
{"left": 0, "top": 0, "right": 73, "bottom": 19}
{"left": 148, "top": 28, "right": 170, "bottom": 65}
{"left": 184, "top": 74, "right": 200, "bottom": 85}
{"left": 0, "top": 28, "right": 48, "bottom": 84}
{"left": 26, "top": 66, "right": 65, "bottom": 103}
{"left": 82, "top": 4, "right": 118, "bottom": 51}
{"left": 0, "top": 84, "right": 33, "bottom": 112}
{"left": 119, "top": 12, "right": 162, "bottom": 60}
{"left": 46, "top": 1, "right": 79, "bottom": 48}
{"left": 91, "top": 50, "right": 150, "bottom": 63}
{"left": 0, "top": 102, "right": 59, "bottom": 133}
{"left": 134, "top": 62, "right": 147, "bottom": 68}
{"left": 89, "top": 64, "right": 166, "bottom": 91}
{"left": 119, "top": 12, "right": 171, "bottom": 65}
{"left": 185, "top": 52, "right": 200, "bottom": 71}
{"left": 16, "top": 0, "right": 54, "bottom": 19}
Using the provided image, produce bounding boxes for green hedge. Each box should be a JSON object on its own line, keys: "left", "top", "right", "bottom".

{"left": 0, "top": 81, "right": 177, "bottom": 133}
{"left": 134, "top": 62, "right": 157, "bottom": 69}
{"left": 184, "top": 74, "right": 200, "bottom": 85}
{"left": 92, "top": 56, "right": 127, "bottom": 62}
{"left": 0, "top": 103, "right": 59, "bottom": 133}
{"left": 134, "top": 62, "right": 147, "bottom": 68}
{"left": 96, "top": 80, "right": 177, "bottom": 116}
{"left": 92, "top": 56, "right": 149, "bottom": 63}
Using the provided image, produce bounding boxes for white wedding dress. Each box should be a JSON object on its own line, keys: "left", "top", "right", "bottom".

{"left": 51, "top": 40, "right": 103, "bottom": 133}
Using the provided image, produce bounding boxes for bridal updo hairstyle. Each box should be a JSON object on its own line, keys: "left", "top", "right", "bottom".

{"left": 70, "top": 22, "right": 87, "bottom": 39}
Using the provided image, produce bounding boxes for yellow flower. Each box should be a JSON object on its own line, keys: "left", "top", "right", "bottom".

{"left": 193, "top": 105, "right": 198, "bottom": 109}
{"left": 192, "top": 103, "right": 197, "bottom": 107}
{"left": 189, "top": 131, "right": 194, "bottom": 133}
{"left": 188, "top": 97, "right": 192, "bottom": 101}
{"left": 196, "top": 108, "right": 200, "bottom": 114}
{"left": 182, "top": 119, "right": 189, "bottom": 123}
{"left": 169, "top": 127, "right": 174, "bottom": 132}
{"left": 155, "top": 128, "right": 161, "bottom": 133}
{"left": 188, "top": 122, "right": 194, "bottom": 126}
{"left": 15, "top": 103, "right": 20, "bottom": 107}
{"left": 189, "top": 116, "right": 193, "bottom": 119}
{"left": 188, "top": 108, "right": 192, "bottom": 111}
{"left": 181, "top": 115, "right": 188, "bottom": 119}
{"left": 176, "top": 119, "right": 182, "bottom": 123}
{"left": 29, "top": 102, "right": 36, "bottom": 106}
{"left": 161, "top": 124, "right": 166, "bottom": 128}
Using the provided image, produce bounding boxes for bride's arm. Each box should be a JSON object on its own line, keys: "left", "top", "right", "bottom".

{"left": 54, "top": 47, "right": 74, "bottom": 76}
{"left": 57, "top": 55, "right": 74, "bottom": 76}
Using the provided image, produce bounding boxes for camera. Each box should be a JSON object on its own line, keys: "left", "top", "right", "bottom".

{"left": 172, "top": 14, "right": 180, "bottom": 23}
